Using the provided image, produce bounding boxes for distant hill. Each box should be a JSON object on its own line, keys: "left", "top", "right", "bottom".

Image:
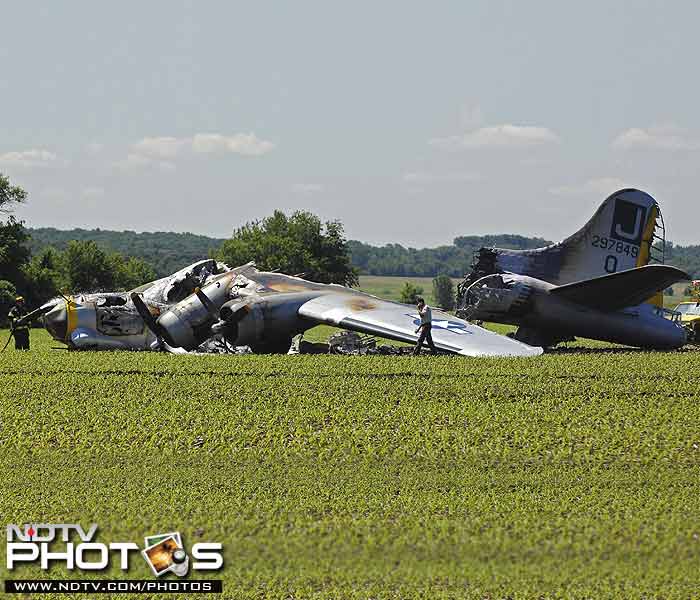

{"left": 666, "top": 243, "right": 700, "bottom": 280}
{"left": 26, "top": 227, "right": 700, "bottom": 279}
{"left": 348, "top": 235, "right": 552, "bottom": 278}
{"left": 27, "top": 228, "right": 226, "bottom": 277}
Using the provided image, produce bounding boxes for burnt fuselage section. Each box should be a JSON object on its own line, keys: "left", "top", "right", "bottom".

{"left": 462, "top": 273, "right": 687, "bottom": 349}
{"left": 456, "top": 189, "right": 688, "bottom": 349}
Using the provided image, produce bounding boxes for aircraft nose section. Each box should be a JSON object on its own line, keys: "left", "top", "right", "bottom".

{"left": 43, "top": 300, "right": 68, "bottom": 342}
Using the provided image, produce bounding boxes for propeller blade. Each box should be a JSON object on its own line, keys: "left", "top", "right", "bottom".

{"left": 130, "top": 293, "right": 159, "bottom": 332}
{"left": 195, "top": 287, "right": 218, "bottom": 319}
{"left": 130, "top": 293, "right": 173, "bottom": 349}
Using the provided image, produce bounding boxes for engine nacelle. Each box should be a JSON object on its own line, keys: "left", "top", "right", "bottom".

{"left": 218, "top": 299, "right": 265, "bottom": 347}
{"left": 156, "top": 273, "right": 234, "bottom": 349}
{"left": 459, "top": 273, "right": 537, "bottom": 324}
{"left": 219, "top": 292, "right": 316, "bottom": 353}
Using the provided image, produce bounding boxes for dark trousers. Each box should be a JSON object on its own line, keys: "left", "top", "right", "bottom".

{"left": 413, "top": 324, "right": 437, "bottom": 355}
{"left": 14, "top": 329, "right": 29, "bottom": 350}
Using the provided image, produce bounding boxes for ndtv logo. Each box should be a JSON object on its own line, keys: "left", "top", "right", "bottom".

{"left": 6, "top": 524, "right": 223, "bottom": 575}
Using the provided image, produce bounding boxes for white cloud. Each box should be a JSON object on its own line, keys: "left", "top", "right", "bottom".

{"left": 113, "top": 153, "right": 176, "bottom": 172}
{"left": 403, "top": 171, "right": 481, "bottom": 184}
{"left": 0, "top": 149, "right": 57, "bottom": 168}
{"left": 612, "top": 125, "right": 700, "bottom": 151}
{"left": 117, "top": 132, "right": 276, "bottom": 171}
{"left": 430, "top": 124, "right": 560, "bottom": 150}
{"left": 291, "top": 183, "right": 324, "bottom": 194}
{"left": 133, "top": 136, "right": 189, "bottom": 159}
{"left": 192, "top": 133, "right": 275, "bottom": 156}
{"left": 131, "top": 132, "right": 275, "bottom": 158}
{"left": 549, "top": 177, "right": 632, "bottom": 198}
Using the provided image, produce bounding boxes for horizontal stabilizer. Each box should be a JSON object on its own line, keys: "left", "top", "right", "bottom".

{"left": 550, "top": 264, "right": 690, "bottom": 311}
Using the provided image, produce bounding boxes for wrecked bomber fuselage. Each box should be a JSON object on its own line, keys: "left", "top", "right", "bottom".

{"left": 43, "top": 291, "right": 157, "bottom": 351}
{"left": 42, "top": 260, "right": 322, "bottom": 353}
{"left": 39, "top": 259, "right": 544, "bottom": 358}
{"left": 460, "top": 272, "right": 687, "bottom": 349}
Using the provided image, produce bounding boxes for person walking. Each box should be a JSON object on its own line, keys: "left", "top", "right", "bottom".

{"left": 413, "top": 296, "right": 437, "bottom": 355}
{"left": 8, "top": 296, "right": 30, "bottom": 350}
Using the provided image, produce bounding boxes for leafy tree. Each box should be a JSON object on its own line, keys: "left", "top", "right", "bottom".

{"left": 28, "top": 227, "right": 225, "bottom": 278}
{"left": 0, "top": 174, "right": 31, "bottom": 296}
{"left": 399, "top": 282, "right": 424, "bottom": 304}
{"left": 0, "top": 173, "right": 27, "bottom": 212}
{"left": 23, "top": 247, "right": 63, "bottom": 305}
{"left": 0, "top": 280, "right": 17, "bottom": 326}
{"left": 22, "top": 243, "right": 157, "bottom": 300}
{"left": 0, "top": 217, "right": 31, "bottom": 286}
{"left": 218, "top": 210, "right": 358, "bottom": 286}
{"left": 110, "top": 255, "right": 157, "bottom": 290}
{"left": 63, "top": 240, "right": 116, "bottom": 291}
{"left": 59, "top": 241, "right": 157, "bottom": 293}
{"left": 432, "top": 274, "right": 455, "bottom": 310}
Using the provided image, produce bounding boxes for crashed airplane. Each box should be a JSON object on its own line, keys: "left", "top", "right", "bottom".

{"left": 457, "top": 188, "right": 690, "bottom": 349}
{"left": 39, "top": 261, "right": 542, "bottom": 357}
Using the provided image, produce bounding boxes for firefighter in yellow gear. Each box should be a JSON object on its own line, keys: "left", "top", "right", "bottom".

{"left": 8, "top": 296, "right": 30, "bottom": 350}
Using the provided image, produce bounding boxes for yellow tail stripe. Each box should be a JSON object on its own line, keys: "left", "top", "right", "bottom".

{"left": 66, "top": 297, "right": 77, "bottom": 341}
{"left": 637, "top": 204, "right": 663, "bottom": 308}
{"left": 636, "top": 204, "right": 658, "bottom": 268}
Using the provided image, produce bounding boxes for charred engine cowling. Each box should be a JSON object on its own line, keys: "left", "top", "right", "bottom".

{"left": 156, "top": 274, "right": 233, "bottom": 350}
{"left": 457, "top": 274, "right": 534, "bottom": 324}
{"left": 153, "top": 266, "right": 311, "bottom": 353}
{"left": 456, "top": 248, "right": 500, "bottom": 302}
{"left": 216, "top": 299, "right": 264, "bottom": 348}
{"left": 218, "top": 293, "right": 312, "bottom": 354}
{"left": 234, "top": 293, "right": 312, "bottom": 353}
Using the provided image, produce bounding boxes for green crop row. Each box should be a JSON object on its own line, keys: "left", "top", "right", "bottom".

{"left": 1, "top": 329, "right": 699, "bottom": 598}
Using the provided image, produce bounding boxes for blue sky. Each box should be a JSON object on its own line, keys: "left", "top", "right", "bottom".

{"left": 3, "top": 1, "right": 700, "bottom": 245}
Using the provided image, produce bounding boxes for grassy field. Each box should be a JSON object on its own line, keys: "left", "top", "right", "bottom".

{"left": 1, "top": 329, "right": 699, "bottom": 598}
{"left": 358, "top": 276, "right": 462, "bottom": 306}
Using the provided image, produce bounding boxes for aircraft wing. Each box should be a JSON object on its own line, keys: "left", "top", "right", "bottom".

{"left": 550, "top": 264, "right": 690, "bottom": 311}
{"left": 298, "top": 293, "right": 542, "bottom": 357}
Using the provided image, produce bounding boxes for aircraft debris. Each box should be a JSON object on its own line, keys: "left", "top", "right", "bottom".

{"left": 456, "top": 189, "right": 691, "bottom": 349}
{"left": 38, "top": 260, "right": 541, "bottom": 357}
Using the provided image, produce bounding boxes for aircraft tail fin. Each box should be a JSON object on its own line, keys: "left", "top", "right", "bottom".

{"left": 470, "top": 189, "right": 665, "bottom": 286}
{"left": 549, "top": 264, "right": 689, "bottom": 312}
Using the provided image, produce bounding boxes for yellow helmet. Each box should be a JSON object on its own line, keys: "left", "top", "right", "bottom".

{"left": 15, "top": 296, "right": 24, "bottom": 302}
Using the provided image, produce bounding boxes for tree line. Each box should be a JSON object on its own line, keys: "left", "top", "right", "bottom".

{"left": 24, "top": 225, "right": 560, "bottom": 282}
{"left": 28, "top": 227, "right": 700, "bottom": 281}
{"left": 28, "top": 227, "right": 225, "bottom": 278}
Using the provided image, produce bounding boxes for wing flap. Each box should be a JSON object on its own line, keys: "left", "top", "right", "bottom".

{"left": 550, "top": 264, "right": 690, "bottom": 311}
{"left": 298, "top": 293, "right": 542, "bottom": 357}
